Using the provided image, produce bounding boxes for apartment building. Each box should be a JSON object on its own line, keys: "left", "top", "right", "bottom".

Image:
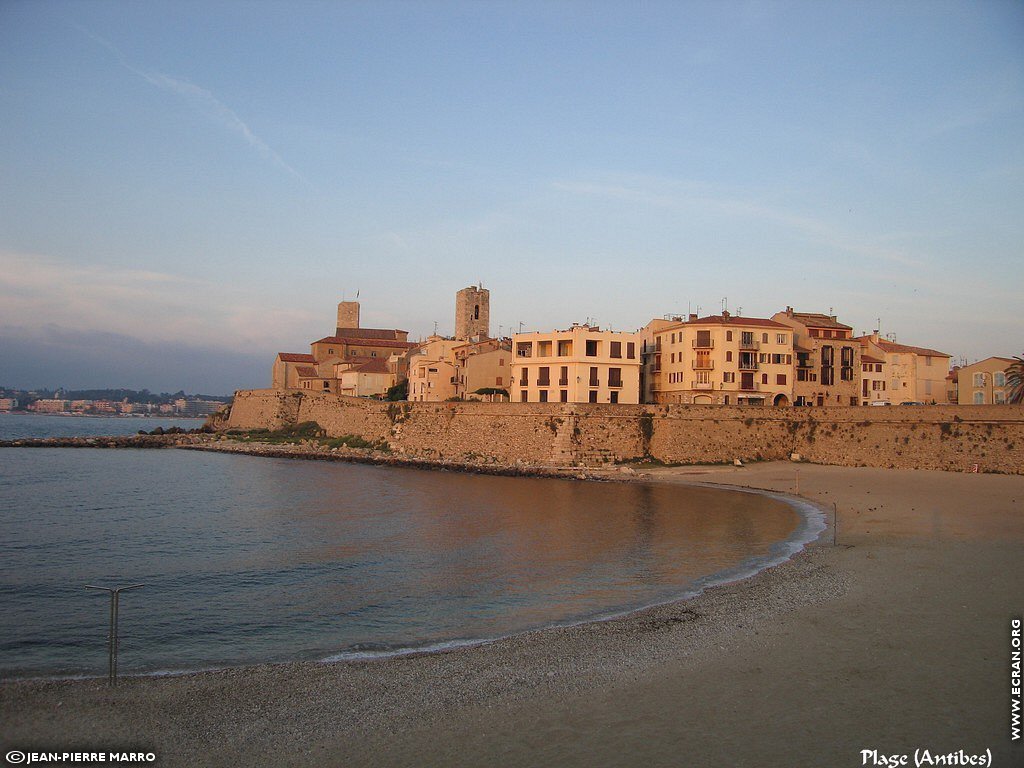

{"left": 856, "top": 333, "right": 951, "bottom": 405}
{"left": 510, "top": 325, "right": 641, "bottom": 404}
{"left": 771, "top": 307, "right": 860, "bottom": 406}
{"left": 957, "top": 357, "right": 1016, "bottom": 404}
{"left": 646, "top": 312, "right": 795, "bottom": 406}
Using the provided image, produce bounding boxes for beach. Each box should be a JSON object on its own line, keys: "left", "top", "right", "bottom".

{"left": 2, "top": 462, "right": 1022, "bottom": 767}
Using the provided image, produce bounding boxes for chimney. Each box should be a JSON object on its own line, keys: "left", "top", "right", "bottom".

{"left": 785, "top": 306, "right": 794, "bottom": 317}
{"left": 688, "top": 313, "right": 697, "bottom": 322}
{"left": 722, "top": 310, "right": 731, "bottom": 319}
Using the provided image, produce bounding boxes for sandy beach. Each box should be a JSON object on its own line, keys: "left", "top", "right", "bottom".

{"left": 2, "top": 461, "right": 1022, "bottom": 767}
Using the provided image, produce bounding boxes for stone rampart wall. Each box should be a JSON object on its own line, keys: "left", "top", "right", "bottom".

{"left": 225, "top": 390, "right": 1024, "bottom": 474}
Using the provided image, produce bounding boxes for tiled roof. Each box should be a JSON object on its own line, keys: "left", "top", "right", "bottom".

{"left": 861, "top": 354, "right": 884, "bottom": 364}
{"left": 277, "top": 353, "right": 316, "bottom": 363}
{"left": 314, "top": 336, "right": 417, "bottom": 349}
{"left": 295, "top": 366, "right": 318, "bottom": 377}
{"left": 874, "top": 340, "right": 950, "bottom": 358}
{"left": 348, "top": 358, "right": 390, "bottom": 374}
{"left": 688, "top": 314, "right": 791, "bottom": 329}
{"left": 786, "top": 312, "right": 852, "bottom": 330}
{"left": 334, "top": 328, "right": 409, "bottom": 340}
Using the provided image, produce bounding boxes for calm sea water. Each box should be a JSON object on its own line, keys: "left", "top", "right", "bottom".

{"left": 0, "top": 446, "right": 821, "bottom": 679}
{"left": 0, "top": 413, "right": 203, "bottom": 440}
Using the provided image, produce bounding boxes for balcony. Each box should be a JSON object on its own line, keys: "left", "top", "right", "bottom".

{"left": 739, "top": 382, "right": 759, "bottom": 391}
{"left": 558, "top": 378, "right": 568, "bottom": 386}
{"left": 536, "top": 379, "right": 550, "bottom": 387}
{"left": 693, "top": 382, "right": 714, "bottom": 390}
{"left": 692, "top": 339, "right": 714, "bottom": 349}
{"left": 738, "top": 359, "right": 759, "bottom": 371}
{"left": 739, "top": 338, "right": 760, "bottom": 350}
{"left": 692, "top": 360, "right": 715, "bottom": 370}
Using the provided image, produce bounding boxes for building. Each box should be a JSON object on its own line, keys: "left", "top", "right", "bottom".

{"left": 453, "top": 338, "right": 511, "bottom": 400}
{"left": 455, "top": 284, "right": 490, "bottom": 341}
{"left": 0, "top": 398, "right": 18, "bottom": 411}
{"left": 957, "top": 357, "right": 1016, "bottom": 404}
{"left": 336, "top": 358, "right": 394, "bottom": 398}
{"left": 509, "top": 324, "right": 641, "bottom": 404}
{"left": 29, "top": 399, "right": 69, "bottom": 413}
{"left": 272, "top": 300, "right": 414, "bottom": 394}
{"left": 644, "top": 312, "right": 795, "bottom": 406}
{"left": 771, "top": 307, "right": 861, "bottom": 406}
{"left": 407, "top": 335, "right": 464, "bottom": 402}
{"left": 855, "top": 333, "right": 951, "bottom": 405}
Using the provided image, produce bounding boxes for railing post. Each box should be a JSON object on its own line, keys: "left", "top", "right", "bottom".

{"left": 86, "top": 584, "right": 145, "bottom": 686}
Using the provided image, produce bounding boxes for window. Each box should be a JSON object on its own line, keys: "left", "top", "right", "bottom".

{"left": 995, "top": 391, "right": 1006, "bottom": 404}
{"left": 559, "top": 366, "right": 568, "bottom": 386}
{"left": 995, "top": 372, "right": 1006, "bottom": 387}
{"left": 516, "top": 342, "right": 533, "bottom": 358}
{"left": 521, "top": 367, "right": 529, "bottom": 385}
{"left": 777, "top": 334, "right": 787, "bottom": 345}
{"left": 323, "top": 381, "right": 330, "bottom": 391}
{"left": 820, "top": 345, "right": 835, "bottom": 386}
{"left": 496, "top": 377, "right": 503, "bottom": 386}
{"left": 610, "top": 341, "right": 622, "bottom": 358}
{"left": 610, "top": 391, "right": 619, "bottom": 404}
{"left": 726, "top": 351, "right": 733, "bottom": 362}
{"left": 759, "top": 353, "right": 768, "bottom": 363}
{"left": 474, "top": 304, "right": 479, "bottom": 320}
{"left": 537, "top": 367, "right": 550, "bottom": 386}
{"left": 670, "top": 333, "right": 676, "bottom": 344}
{"left": 609, "top": 368, "right": 623, "bottom": 387}
{"left": 695, "top": 330, "right": 712, "bottom": 348}
{"left": 974, "top": 391, "right": 985, "bottom": 404}
{"left": 761, "top": 373, "right": 768, "bottom": 384}
{"left": 762, "top": 333, "right": 769, "bottom": 343}
{"left": 627, "top": 342, "right": 636, "bottom": 359}
{"left": 741, "top": 331, "right": 755, "bottom": 346}
{"left": 589, "top": 390, "right": 598, "bottom": 403}
{"left": 973, "top": 373, "right": 985, "bottom": 387}
{"left": 557, "top": 340, "right": 572, "bottom": 356}
{"left": 520, "top": 390, "right": 528, "bottom": 402}
{"left": 726, "top": 331, "right": 733, "bottom": 342}
{"left": 840, "top": 346, "right": 854, "bottom": 381}
{"left": 723, "top": 372, "right": 735, "bottom": 383}
{"left": 670, "top": 353, "right": 676, "bottom": 364}
{"left": 924, "top": 356, "right": 931, "bottom": 366}
{"left": 539, "top": 390, "right": 548, "bottom": 403}
{"left": 589, "top": 367, "right": 599, "bottom": 387}
{"left": 560, "top": 390, "right": 568, "bottom": 402}
{"left": 776, "top": 374, "right": 787, "bottom": 385}
{"left": 586, "top": 339, "right": 599, "bottom": 356}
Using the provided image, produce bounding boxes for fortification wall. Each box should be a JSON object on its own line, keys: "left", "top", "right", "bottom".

{"left": 224, "top": 391, "right": 1024, "bottom": 474}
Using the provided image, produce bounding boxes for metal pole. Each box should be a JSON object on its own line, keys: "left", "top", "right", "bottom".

{"left": 86, "top": 584, "right": 144, "bottom": 686}
{"left": 833, "top": 501, "right": 838, "bottom": 547}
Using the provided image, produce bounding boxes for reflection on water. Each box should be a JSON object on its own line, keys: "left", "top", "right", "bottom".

{"left": 0, "top": 449, "right": 801, "bottom": 678}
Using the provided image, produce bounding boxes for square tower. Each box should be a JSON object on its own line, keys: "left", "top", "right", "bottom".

{"left": 337, "top": 301, "right": 360, "bottom": 331}
{"left": 455, "top": 285, "right": 489, "bottom": 340}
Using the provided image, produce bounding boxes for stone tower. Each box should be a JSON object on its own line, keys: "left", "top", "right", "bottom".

{"left": 337, "top": 301, "right": 360, "bottom": 331}
{"left": 455, "top": 285, "right": 489, "bottom": 341}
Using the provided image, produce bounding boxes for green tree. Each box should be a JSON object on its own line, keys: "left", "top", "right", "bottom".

{"left": 386, "top": 379, "right": 409, "bottom": 401}
{"left": 1006, "top": 355, "right": 1024, "bottom": 404}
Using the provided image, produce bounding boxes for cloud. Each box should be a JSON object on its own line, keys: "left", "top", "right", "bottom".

{"left": 72, "top": 22, "right": 307, "bottom": 183}
{"left": 0, "top": 250, "right": 318, "bottom": 352}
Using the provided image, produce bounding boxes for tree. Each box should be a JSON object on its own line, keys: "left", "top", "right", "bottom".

{"left": 1006, "top": 355, "right": 1024, "bottom": 404}
{"left": 386, "top": 379, "right": 409, "bottom": 401}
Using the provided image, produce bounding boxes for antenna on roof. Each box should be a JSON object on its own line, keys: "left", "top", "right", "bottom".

{"left": 722, "top": 297, "right": 728, "bottom": 313}
{"left": 736, "top": 306, "right": 743, "bottom": 317}
{"left": 433, "top": 321, "right": 438, "bottom": 335}
{"left": 356, "top": 289, "right": 360, "bottom": 299}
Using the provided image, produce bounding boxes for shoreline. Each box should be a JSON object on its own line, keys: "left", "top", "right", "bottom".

{"left": 3, "top": 463, "right": 1022, "bottom": 766}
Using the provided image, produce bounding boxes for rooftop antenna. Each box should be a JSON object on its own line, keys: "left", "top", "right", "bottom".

{"left": 722, "top": 297, "right": 728, "bottom": 313}
{"left": 518, "top": 321, "right": 524, "bottom": 334}
{"left": 433, "top": 321, "right": 438, "bottom": 335}
{"left": 736, "top": 306, "right": 743, "bottom": 317}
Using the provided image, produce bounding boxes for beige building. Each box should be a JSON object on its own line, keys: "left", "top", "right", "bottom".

{"left": 336, "top": 358, "right": 393, "bottom": 398}
{"left": 859, "top": 352, "right": 888, "bottom": 404}
{"left": 454, "top": 338, "right": 511, "bottom": 400}
{"left": 645, "top": 312, "right": 795, "bottom": 406}
{"left": 510, "top": 325, "right": 641, "bottom": 404}
{"left": 957, "top": 357, "right": 1016, "bottom": 404}
{"left": 29, "top": 399, "right": 69, "bottom": 413}
{"left": 0, "top": 398, "right": 17, "bottom": 411}
{"left": 272, "top": 300, "right": 414, "bottom": 393}
{"left": 856, "top": 333, "right": 951, "bottom": 405}
{"left": 772, "top": 307, "right": 861, "bottom": 407}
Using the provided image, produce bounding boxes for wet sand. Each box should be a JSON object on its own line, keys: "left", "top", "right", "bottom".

{"left": 2, "top": 462, "right": 1022, "bottom": 767}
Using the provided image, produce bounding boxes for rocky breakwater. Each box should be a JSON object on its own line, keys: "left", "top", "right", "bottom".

{"left": 0, "top": 433, "right": 216, "bottom": 449}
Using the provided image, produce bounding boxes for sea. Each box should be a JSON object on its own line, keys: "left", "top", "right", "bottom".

{"left": 0, "top": 413, "right": 823, "bottom": 679}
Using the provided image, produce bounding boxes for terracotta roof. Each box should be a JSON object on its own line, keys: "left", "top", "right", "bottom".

{"left": 334, "top": 328, "right": 409, "bottom": 340}
{"left": 785, "top": 312, "right": 852, "bottom": 330}
{"left": 314, "top": 336, "right": 417, "bottom": 349}
{"left": 278, "top": 353, "right": 316, "bottom": 363}
{"left": 348, "top": 358, "right": 390, "bottom": 374}
{"left": 295, "top": 366, "right": 318, "bottom": 377}
{"left": 688, "top": 314, "right": 791, "bottom": 329}
{"left": 874, "top": 340, "right": 950, "bottom": 358}
{"left": 861, "top": 354, "right": 884, "bottom": 364}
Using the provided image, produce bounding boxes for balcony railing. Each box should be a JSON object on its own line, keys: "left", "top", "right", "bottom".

{"left": 558, "top": 378, "right": 568, "bottom": 386}
{"left": 693, "top": 382, "right": 714, "bottom": 390}
{"left": 739, "top": 381, "right": 759, "bottom": 391}
{"left": 692, "top": 339, "right": 714, "bottom": 349}
{"left": 739, "top": 338, "right": 760, "bottom": 350}
{"left": 537, "top": 379, "right": 550, "bottom": 387}
{"left": 738, "top": 360, "right": 759, "bottom": 371}
{"left": 692, "top": 360, "right": 715, "bottom": 370}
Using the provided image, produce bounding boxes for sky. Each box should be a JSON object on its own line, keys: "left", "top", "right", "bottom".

{"left": 1, "top": 0, "right": 1022, "bottom": 394}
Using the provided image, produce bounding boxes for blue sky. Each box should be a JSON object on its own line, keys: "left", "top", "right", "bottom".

{"left": 1, "top": 0, "right": 1022, "bottom": 393}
